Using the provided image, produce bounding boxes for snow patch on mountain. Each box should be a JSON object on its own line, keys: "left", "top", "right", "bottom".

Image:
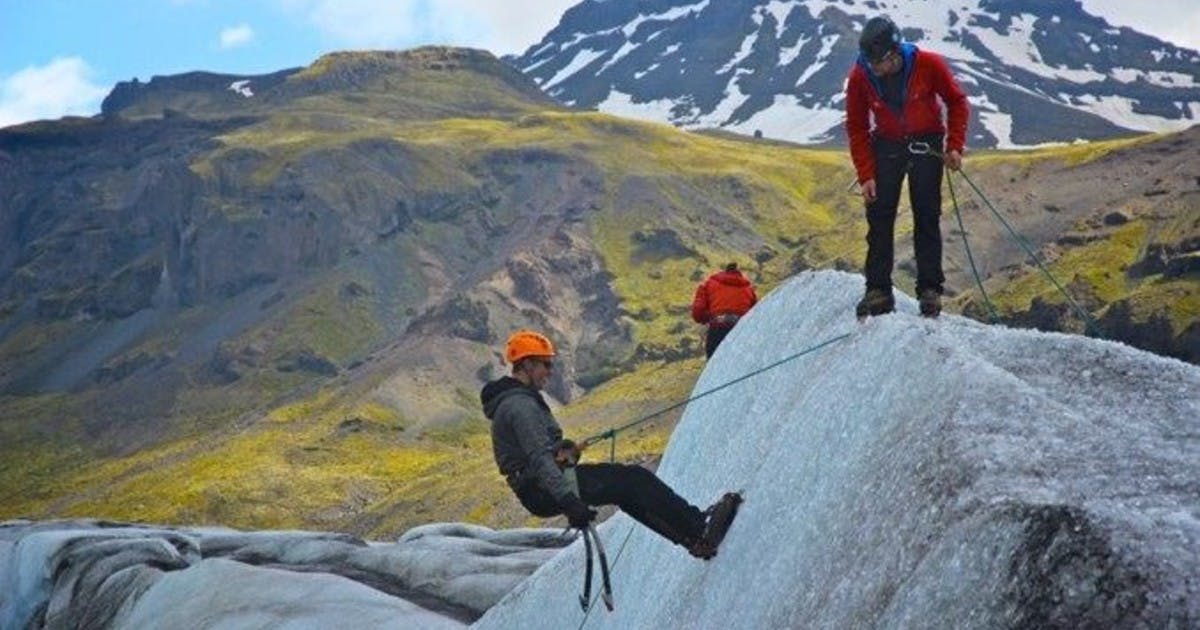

{"left": 598, "top": 90, "right": 678, "bottom": 123}
{"left": 228, "top": 80, "right": 253, "bottom": 98}
{"left": 729, "top": 95, "right": 843, "bottom": 141}
{"left": 543, "top": 49, "right": 605, "bottom": 89}
{"left": 513, "top": 0, "right": 1200, "bottom": 147}
{"left": 1111, "top": 68, "right": 1198, "bottom": 88}
{"left": 1074, "top": 94, "right": 1200, "bottom": 132}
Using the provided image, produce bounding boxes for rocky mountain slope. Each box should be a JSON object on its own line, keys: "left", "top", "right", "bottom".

{"left": 0, "top": 47, "right": 1196, "bottom": 538}
{"left": 511, "top": 0, "right": 1200, "bottom": 147}
{"left": 7, "top": 272, "right": 1196, "bottom": 628}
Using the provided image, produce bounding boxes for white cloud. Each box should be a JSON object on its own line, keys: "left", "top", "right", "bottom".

{"left": 1081, "top": 0, "right": 1200, "bottom": 52}
{"left": 0, "top": 57, "right": 108, "bottom": 129}
{"left": 219, "top": 24, "right": 256, "bottom": 49}
{"left": 289, "top": 0, "right": 468, "bottom": 49}
{"left": 456, "top": 0, "right": 579, "bottom": 55}
{"left": 282, "top": 0, "right": 577, "bottom": 56}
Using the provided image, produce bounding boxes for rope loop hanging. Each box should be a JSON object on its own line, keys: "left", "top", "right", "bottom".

{"left": 908, "top": 141, "right": 1101, "bottom": 336}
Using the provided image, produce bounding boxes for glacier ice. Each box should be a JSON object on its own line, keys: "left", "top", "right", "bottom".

{"left": 476, "top": 270, "right": 1199, "bottom": 629}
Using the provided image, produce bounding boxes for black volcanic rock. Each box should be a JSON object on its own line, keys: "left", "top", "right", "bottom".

{"left": 101, "top": 69, "right": 296, "bottom": 119}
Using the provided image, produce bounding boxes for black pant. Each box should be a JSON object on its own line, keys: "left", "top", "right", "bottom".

{"left": 704, "top": 325, "right": 733, "bottom": 358}
{"left": 864, "top": 135, "right": 946, "bottom": 294}
{"left": 515, "top": 463, "right": 706, "bottom": 545}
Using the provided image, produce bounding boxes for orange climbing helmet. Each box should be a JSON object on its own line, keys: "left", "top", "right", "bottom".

{"left": 505, "top": 330, "right": 556, "bottom": 364}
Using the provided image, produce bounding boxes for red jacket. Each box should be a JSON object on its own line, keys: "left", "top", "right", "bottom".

{"left": 692, "top": 270, "right": 757, "bottom": 326}
{"left": 845, "top": 44, "right": 969, "bottom": 184}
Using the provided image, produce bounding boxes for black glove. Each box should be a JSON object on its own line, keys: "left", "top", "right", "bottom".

{"left": 562, "top": 495, "right": 596, "bottom": 529}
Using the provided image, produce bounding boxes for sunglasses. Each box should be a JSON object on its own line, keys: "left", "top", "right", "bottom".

{"left": 535, "top": 358, "right": 554, "bottom": 370}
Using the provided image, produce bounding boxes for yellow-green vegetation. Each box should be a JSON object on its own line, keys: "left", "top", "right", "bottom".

{"left": 0, "top": 353, "right": 705, "bottom": 536}
{"left": 196, "top": 106, "right": 869, "bottom": 356}
{"left": 964, "top": 133, "right": 1156, "bottom": 169}
{"left": 986, "top": 222, "right": 1147, "bottom": 311}
{"left": 0, "top": 394, "right": 89, "bottom": 505}
{"left": 397, "top": 111, "right": 864, "bottom": 349}
{"left": 0, "top": 319, "right": 88, "bottom": 366}
{"left": 288, "top": 48, "right": 548, "bottom": 117}
{"left": 264, "top": 274, "right": 384, "bottom": 365}
{"left": 4, "top": 385, "right": 453, "bottom": 534}
{"left": 4, "top": 55, "right": 1196, "bottom": 541}
{"left": 963, "top": 215, "right": 1198, "bottom": 341}
{"left": 1042, "top": 134, "right": 1159, "bottom": 167}
{"left": 1112, "top": 279, "right": 1200, "bottom": 333}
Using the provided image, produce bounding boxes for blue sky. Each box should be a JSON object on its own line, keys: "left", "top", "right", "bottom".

{"left": 0, "top": 0, "right": 578, "bottom": 127}
{"left": 2, "top": 0, "right": 1198, "bottom": 128}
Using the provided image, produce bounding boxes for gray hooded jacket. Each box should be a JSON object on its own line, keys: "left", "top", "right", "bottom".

{"left": 480, "top": 376, "right": 573, "bottom": 503}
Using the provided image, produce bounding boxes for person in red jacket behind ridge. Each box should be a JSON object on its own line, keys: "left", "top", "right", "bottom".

{"left": 691, "top": 262, "right": 757, "bottom": 358}
{"left": 845, "top": 16, "right": 969, "bottom": 319}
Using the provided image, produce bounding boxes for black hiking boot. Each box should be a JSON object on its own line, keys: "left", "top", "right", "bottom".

{"left": 918, "top": 289, "right": 942, "bottom": 318}
{"left": 855, "top": 288, "right": 895, "bottom": 319}
{"left": 686, "top": 492, "right": 743, "bottom": 560}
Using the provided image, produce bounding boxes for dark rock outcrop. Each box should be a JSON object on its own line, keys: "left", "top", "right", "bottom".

{"left": 406, "top": 296, "right": 492, "bottom": 343}
{"left": 509, "top": 0, "right": 1200, "bottom": 146}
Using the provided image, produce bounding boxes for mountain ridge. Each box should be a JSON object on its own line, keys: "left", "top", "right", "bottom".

{"left": 96, "top": 47, "right": 560, "bottom": 124}
{"left": 510, "top": 0, "right": 1200, "bottom": 147}
{"left": 0, "top": 46, "right": 1196, "bottom": 539}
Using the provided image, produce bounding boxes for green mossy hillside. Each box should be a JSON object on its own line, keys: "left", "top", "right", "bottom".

{"left": 2, "top": 49, "right": 1196, "bottom": 536}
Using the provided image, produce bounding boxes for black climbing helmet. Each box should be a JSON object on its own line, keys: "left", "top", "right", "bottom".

{"left": 860, "top": 17, "right": 900, "bottom": 62}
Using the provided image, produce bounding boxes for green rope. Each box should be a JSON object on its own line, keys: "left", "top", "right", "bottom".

{"left": 574, "top": 334, "right": 851, "bottom": 626}
{"left": 953, "top": 169, "right": 1101, "bottom": 336}
{"left": 582, "top": 332, "right": 852, "bottom": 460}
{"left": 946, "top": 170, "right": 1001, "bottom": 324}
{"left": 907, "top": 141, "right": 1098, "bottom": 336}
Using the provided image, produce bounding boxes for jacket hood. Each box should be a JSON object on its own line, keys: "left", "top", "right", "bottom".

{"left": 480, "top": 376, "right": 547, "bottom": 419}
{"left": 711, "top": 270, "right": 752, "bottom": 287}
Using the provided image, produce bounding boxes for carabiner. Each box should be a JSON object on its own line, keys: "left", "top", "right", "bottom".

{"left": 907, "top": 141, "right": 931, "bottom": 155}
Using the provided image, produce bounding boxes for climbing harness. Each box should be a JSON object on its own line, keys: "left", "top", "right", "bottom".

{"left": 905, "top": 140, "right": 935, "bottom": 156}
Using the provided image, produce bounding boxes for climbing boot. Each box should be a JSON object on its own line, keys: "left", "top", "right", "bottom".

{"left": 686, "top": 492, "right": 743, "bottom": 560}
{"left": 855, "top": 288, "right": 895, "bottom": 319}
{"left": 918, "top": 289, "right": 942, "bottom": 318}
